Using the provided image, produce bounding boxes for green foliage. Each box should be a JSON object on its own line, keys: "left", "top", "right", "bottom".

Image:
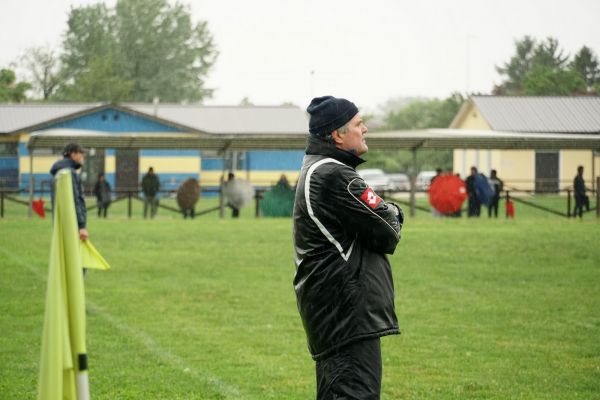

{"left": 55, "top": 54, "right": 135, "bottom": 102}
{"left": 383, "top": 93, "right": 464, "bottom": 130}
{"left": 1, "top": 202, "right": 599, "bottom": 399}
{"left": 494, "top": 36, "right": 536, "bottom": 94}
{"left": 571, "top": 46, "right": 600, "bottom": 92}
{"left": 495, "top": 36, "right": 595, "bottom": 96}
{"left": 362, "top": 149, "right": 452, "bottom": 174}
{"left": 55, "top": 0, "right": 217, "bottom": 102}
{"left": 363, "top": 94, "right": 463, "bottom": 173}
{"left": 0, "top": 68, "right": 31, "bottom": 102}
{"left": 522, "top": 64, "right": 586, "bottom": 95}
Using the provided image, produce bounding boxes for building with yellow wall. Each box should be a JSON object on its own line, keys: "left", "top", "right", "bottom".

{"left": 451, "top": 96, "right": 600, "bottom": 192}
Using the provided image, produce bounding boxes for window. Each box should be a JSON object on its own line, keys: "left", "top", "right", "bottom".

{"left": 0, "top": 142, "right": 18, "bottom": 156}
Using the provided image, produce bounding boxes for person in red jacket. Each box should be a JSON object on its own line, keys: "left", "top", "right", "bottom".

{"left": 293, "top": 96, "right": 404, "bottom": 399}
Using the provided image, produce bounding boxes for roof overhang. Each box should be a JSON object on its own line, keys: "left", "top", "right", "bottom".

{"left": 26, "top": 128, "right": 600, "bottom": 152}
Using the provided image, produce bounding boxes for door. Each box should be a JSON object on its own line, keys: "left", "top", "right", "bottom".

{"left": 81, "top": 148, "right": 105, "bottom": 194}
{"left": 535, "top": 151, "right": 559, "bottom": 193}
{"left": 115, "top": 149, "right": 139, "bottom": 193}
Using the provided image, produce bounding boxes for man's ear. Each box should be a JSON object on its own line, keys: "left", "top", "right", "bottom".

{"left": 330, "top": 129, "right": 344, "bottom": 145}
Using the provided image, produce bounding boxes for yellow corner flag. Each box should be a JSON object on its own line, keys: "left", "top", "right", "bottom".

{"left": 81, "top": 240, "right": 110, "bottom": 271}
{"left": 38, "top": 169, "right": 90, "bottom": 400}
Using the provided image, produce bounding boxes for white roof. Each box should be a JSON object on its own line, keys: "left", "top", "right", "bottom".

{"left": 0, "top": 103, "right": 308, "bottom": 135}
{"left": 470, "top": 96, "right": 600, "bottom": 133}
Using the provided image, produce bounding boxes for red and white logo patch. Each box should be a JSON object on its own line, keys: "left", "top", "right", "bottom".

{"left": 360, "top": 187, "right": 382, "bottom": 209}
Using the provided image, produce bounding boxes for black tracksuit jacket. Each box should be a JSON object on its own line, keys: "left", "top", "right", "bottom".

{"left": 293, "top": 136, "right": 403, "bottom": 360}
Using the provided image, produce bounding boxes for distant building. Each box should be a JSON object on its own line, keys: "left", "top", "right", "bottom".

{"left": 450, "top": 96, "right": 600, "bottom": 191}
{"left": 0, "top": 103, "right": 307, "bottom": 193}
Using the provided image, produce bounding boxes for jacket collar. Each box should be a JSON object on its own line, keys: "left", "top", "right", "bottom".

{"left": 305, "top": 135, "right": 366, "bottom": 169}
{"left": 50, "top": 157, "right": 82, "bottom": 176}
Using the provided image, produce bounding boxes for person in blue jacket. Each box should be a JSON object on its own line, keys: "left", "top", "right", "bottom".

{"left": 49, "top": 142, "right": 88, "bottom": 241}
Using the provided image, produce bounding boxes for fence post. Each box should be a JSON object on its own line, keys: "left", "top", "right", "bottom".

{"left": 597, "top": 177, "right": 600, "bottom": 218}
{"left": 219, "top": 175, "right": 225, "bottom": 218}
{"left": 255, "top": 190, "right": 262, "bottom": 218}
{"left": 128, "top": 192, "right": 132, "bottom": 219}
{"left": 567, "top": 189, "right": 571, "bottom": 218}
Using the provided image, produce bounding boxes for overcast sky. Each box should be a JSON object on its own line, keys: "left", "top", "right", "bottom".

{"left": 1, "top": 0, "right": 600, "bottom": 112}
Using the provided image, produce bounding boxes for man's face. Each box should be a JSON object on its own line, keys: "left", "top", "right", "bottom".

{"left": 334, "top": 114, "right": 368, "bottom": 156}
{"left": 71, "top": 152, "right": 85, "bottom": 166}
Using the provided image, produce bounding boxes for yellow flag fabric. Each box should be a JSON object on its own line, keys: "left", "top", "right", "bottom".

{"left": 38, "top": 169, "right": 88, "bottom": 400}
{"left": 81, "top": 239, "right": 111, "bottom": 270}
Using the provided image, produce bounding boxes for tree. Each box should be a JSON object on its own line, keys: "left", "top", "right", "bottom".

{"left": 531, "top": 37, "right": 569, "bottom": 69}
{"left": 571, "top": 46, "right": 600, "bottom": 92}
{"left": 0, "top": 68, "right": 31, "bottom": 102}
{"left": 19, "top": 46, "right": 63, "bottom": 100}
{"left": 522, "top": 65, "right": 586, "bottom": 95}
{"left": 56, "top": 0, "right": 217, "bottom": 102}
{"left": 495, "top": 36, "right": 536, "bottom": 95}
{"left": 361, "top": 94, "right": 464, "bottom": 173}
{"left": 384, "top": 93, "right": 464, "bottom": 130}
{"left": 494, "top": 36, "right": 582, "bottom": 95}
{"left": 54, "top": 54, "right": 134, "bottom": 102}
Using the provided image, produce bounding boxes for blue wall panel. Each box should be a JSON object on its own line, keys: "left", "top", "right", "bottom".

{"left": 201, "top": 158, "right": 224, "bottom": 171}
{"left": 46, "top": 108, "right": 183, "bottom": 133}
{"left": 247, "top": 150, "right": 304, "bottom": 170}
{"left": 0, "top": 157, "right": 18, "bottom": 169}
{"left": 19, "top": 173, "right": 53, "bottom": 194}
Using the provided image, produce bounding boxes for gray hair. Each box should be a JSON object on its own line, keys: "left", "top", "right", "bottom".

{"left": 337, "top": 123, "right": 349, "bottom": 134}
{"left": 324, "top": 123, "right": 349, "bottom": 143}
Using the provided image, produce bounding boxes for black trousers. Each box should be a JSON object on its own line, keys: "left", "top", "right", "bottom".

{"left": 488, "top": 196, "right": 499, "bottom": 218}
{"left": 468, "top": 196, "right": 481, "bottom": 217}
{"left": 316, "top": 338, "right": 382, "bottom": 400}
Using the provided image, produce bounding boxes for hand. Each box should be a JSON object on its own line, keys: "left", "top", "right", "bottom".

{"left": 79, "top": 228, "right": 89, "bottom": 241}
{"left": 390, "top": 203, "right": 404, "bottom": 224}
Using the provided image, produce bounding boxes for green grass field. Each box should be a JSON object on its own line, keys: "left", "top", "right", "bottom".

{"left": 1, "top": 197, "right": 599, "bottom": 399}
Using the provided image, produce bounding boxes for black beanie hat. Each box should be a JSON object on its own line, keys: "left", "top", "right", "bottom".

{"left": 307, "top": 96, "right": 359, "bottom": 136}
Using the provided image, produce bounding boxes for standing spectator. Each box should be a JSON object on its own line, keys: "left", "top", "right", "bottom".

{"left": 465, "top": 166, "right": 481, "bottom": 217}
{"left": 93, "top": 172, "right": 111, "bottom": 218}
{"left": 50, "top": 143, "right": 88, "bottom": 241}
{"left": 293, "top": 96, "right": 403, "bottom": 399}
{"left": 488, "top": 169, "right": 503, "bottom": 218}
{"left": 141, "top": 167, "right": 160, "bottom": 218}
{"left": 573, "top": 165, "right": 587, "bottom": 218}
{"left": 225, "top": 172, "right": 240, "bottom": 218}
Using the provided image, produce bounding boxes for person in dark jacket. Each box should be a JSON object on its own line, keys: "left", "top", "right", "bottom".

{"left": 49, "top": 142, "right": 88, "bottom": 241}
{"left": 293, "top": 96, "right": 404, "bottom": 400}
{"left": 93, "top": 172, "right": 111, "bottom": 218}
{"left": 465, "top": 166, "right": 481, "bottom": 217}
{"left": 141, "top": 167, "right": 160, "bottom": 218}
{"left": 573, "top": 165, "right": 587, "bottom": 218}
{"left": 488, "top": 169, "right": 503, "bottom": 218}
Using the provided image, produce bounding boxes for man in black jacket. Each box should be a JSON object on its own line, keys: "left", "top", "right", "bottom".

{"left": 50, "top": 142, "right": 88, "bottom": 241}
{"left": 573, "top": 165, "right": 587, "bottom": 218}
{"left": 293, "top": 96, "right": 404, "bottom": 399}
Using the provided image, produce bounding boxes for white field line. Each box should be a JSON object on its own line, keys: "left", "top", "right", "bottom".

{"left": 2, "top": 248, "right": 243, "bottom": 399}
